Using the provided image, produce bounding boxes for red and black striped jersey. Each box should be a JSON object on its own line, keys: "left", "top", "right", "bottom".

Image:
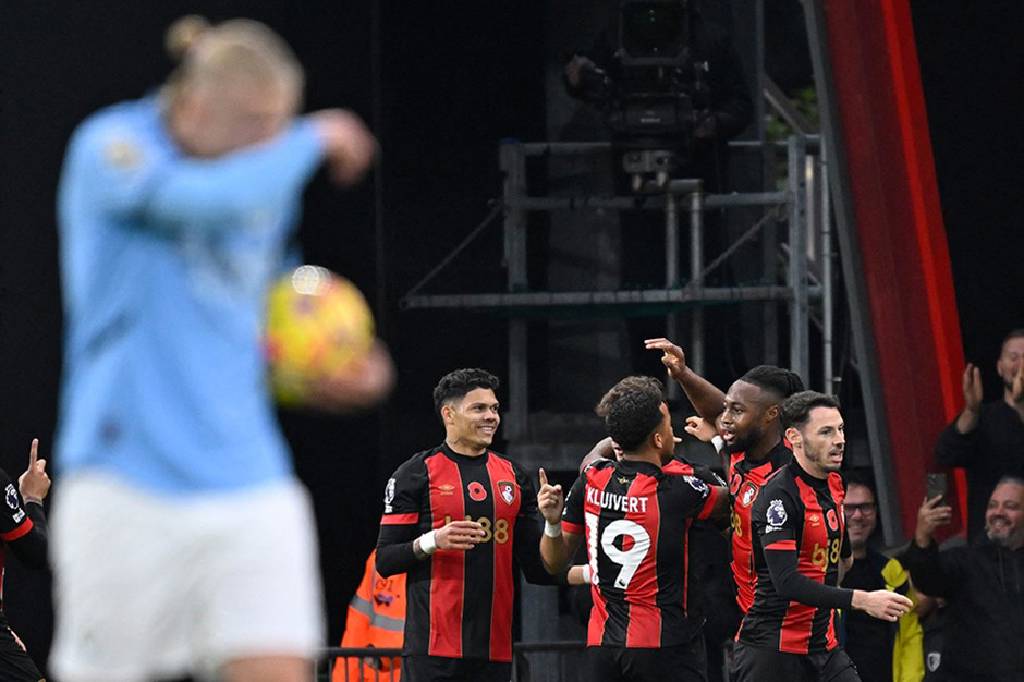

{"left": 376, "top": 443, "right": 547, "bottom": 662}
{"left": 737, "top": 462, "right": 852, "bottom": 654}
{"left": 0, "top": 467, "right": 47, "bottom": 606}
{"left": 562, "top": 457, "right": 723, "bottom": 648}
{"left": 727, "top": 441, "right": 792, "bottom": 613}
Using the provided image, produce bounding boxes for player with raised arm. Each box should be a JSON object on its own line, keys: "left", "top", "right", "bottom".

{"left": 645, "top": 338, "right": 804, "bottom": 617}
{"left": 52, "top": 16, "right": 390, "bottom": 682}
{"left": 375, "top": 368, "right": 559, "bottom": 682}
{"left": 539, "top": 376, "right": 729, "bottom": 682}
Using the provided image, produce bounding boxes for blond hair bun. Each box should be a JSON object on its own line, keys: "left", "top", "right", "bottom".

{"left": 166, "top": 15, "right": 211, "bottom": 61}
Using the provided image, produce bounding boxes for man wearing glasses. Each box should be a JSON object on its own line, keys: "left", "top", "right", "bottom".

{"left": 839, "top": 473, "right": 926, "bottom": 682}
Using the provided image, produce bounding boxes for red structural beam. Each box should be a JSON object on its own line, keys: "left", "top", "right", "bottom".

{"left": 822, "top": 0, "right": 966, "bottom": 534}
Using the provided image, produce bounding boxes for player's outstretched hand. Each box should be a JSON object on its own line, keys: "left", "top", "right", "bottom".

{"left": 537, "top": 467, "right": 564, "bottom": 525}
{"left": 311, "top": 109, "right": 378, "bottom": 186}
{"left": 852, "top": 589, "right": 914, "bottom": 622}
{"left": 644, "top": 338, "right": 687, "bottom": 379}
{"left": 310, "top": 341, "right": 395, "bottom": 412}
{"left": 684, "top": 415, "right": 718, "bottom": 443}
{"left": 436, "top": 520, "right": 486, "bottom": 551}
{"left": 18, "top": 438, "right": 50, "bottom": 502}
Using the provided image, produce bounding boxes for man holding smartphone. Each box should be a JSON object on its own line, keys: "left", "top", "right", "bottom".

{"left": 901, "top": 476, "right": 1024, "bottom": 680}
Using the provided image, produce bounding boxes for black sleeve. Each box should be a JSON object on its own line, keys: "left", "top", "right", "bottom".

{"left": 898, "top": 540, "right": 966, "bottom": 599}
{"left": 763, "top": 547, "right": 853, "bottom": 609}
{"left": 6, "top": 502, "right": 48, "bottom": 570}
{"left": 561, "top": 469, "right": 589, "bottom": 534}
{"left": 0, "top": 470, "right": 47, "bottom": 570}
{"left": 753, "top": 490, "right": 853, "bottom": 609}
{"left": 935, "top": 418, "right": 977, "bottom": 468}
{"left": 690, "top": 462, "right": 727, "bottom": 488}
{"left": 514, "top": 466, "right": 566, "bottom": 585}
{"left": 375, "top": 458, "right": 427, "bottom": 577}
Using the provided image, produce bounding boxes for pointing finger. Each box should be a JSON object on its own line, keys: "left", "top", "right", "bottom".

{"left": 28, "top": 439, "right": 37, "bottom": 469}
{"left": 539, "top": 467, "right": 549, "bottom": 488}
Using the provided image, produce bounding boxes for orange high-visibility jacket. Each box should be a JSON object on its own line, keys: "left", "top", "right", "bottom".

{"left": 334, "top": 550, "right": 406, "bottom": 682}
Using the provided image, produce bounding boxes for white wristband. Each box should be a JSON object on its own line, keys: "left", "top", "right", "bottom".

{"left": 417, "top": 530, "right": 438, "bottom": 555}
{"left": 711, "top": 435, "right": 725, "bottom": 453}
{"left": 544, "top": 521, "right": 562, "bottom": 538}
{"left": 580, "top": 564, "right": 592, "bottom": 584}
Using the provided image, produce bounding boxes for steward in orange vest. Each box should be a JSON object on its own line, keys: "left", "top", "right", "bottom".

{"left": 334, "top": 550, "right": 406, "bottom": 681}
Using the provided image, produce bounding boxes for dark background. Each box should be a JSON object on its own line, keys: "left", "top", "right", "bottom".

{"left": 0, "top": 0, "right": 1021, "bottom": 677}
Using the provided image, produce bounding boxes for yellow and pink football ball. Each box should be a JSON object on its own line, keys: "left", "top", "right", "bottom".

{"left": 265, "top": 265, "right": 375, "bottom": 405}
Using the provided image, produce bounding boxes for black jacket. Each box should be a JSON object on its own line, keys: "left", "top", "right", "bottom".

{"left": 900, "top": 537, "right": 1024, "bottom": 681}
{"left": 935, "top": 401, "right": 1024, "bottom": 540}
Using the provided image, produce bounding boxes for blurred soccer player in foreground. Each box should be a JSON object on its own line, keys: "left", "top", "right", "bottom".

{"left": 53, "top": 16, "right": 391, "bottom": 682}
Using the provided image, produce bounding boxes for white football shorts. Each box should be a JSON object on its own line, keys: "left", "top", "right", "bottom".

{"left": 50, "top": 474, "right": 324, "bottom": 681}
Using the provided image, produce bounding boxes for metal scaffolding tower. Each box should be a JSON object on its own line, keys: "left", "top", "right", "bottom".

{"left": 401, "top": 134, "right": 833, "bottom": 472}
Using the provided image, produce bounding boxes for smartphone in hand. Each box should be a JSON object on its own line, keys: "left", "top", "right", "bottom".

{"left": 926, "top": 473, "right": 950, "bottom": 507}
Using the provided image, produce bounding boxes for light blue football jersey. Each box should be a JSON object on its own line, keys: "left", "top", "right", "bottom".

{"left": 56, "top": 97, "right": 325, "bottom": 493}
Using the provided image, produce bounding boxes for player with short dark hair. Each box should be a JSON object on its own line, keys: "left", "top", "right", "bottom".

{"left": 539, "top": 376, "right": 730, "bottom": 682}
{"left": 732, "top": 391, "right": 912, "bottom": 682}
{"left": 645, "top": 339, "right": 804, "bottom": 616}
{"left": 376, "top": 368, "right": 557, "bottom": 682}
{"left": 431, "top": 367, "right": 501, "bottom": 416}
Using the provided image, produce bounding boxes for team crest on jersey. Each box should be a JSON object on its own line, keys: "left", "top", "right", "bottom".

{"left": 826, "top": 508, "right": 840, "bottom": 531}
{"left": 498, "top": 480, "right": 516, "bottom": 505}
{"left": 103, "top": 133, "right": 143, "bottom": 170}
{"left": 5, "top": 484, "right": 19, "bottom": 510}
{"left": 767, "top": 499, "right": 788, "bottom": 527}
{"left": 467, "top": 481, "right": 488, "bottom": 501}
{"left": 738, "top": 481, "right": 759, "bottom": 508}
{"left": 926, "top": 652, "right": 941, "bottom": 673}
{"left": 684, "top": 475, "right": 708, "bottom": 494}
